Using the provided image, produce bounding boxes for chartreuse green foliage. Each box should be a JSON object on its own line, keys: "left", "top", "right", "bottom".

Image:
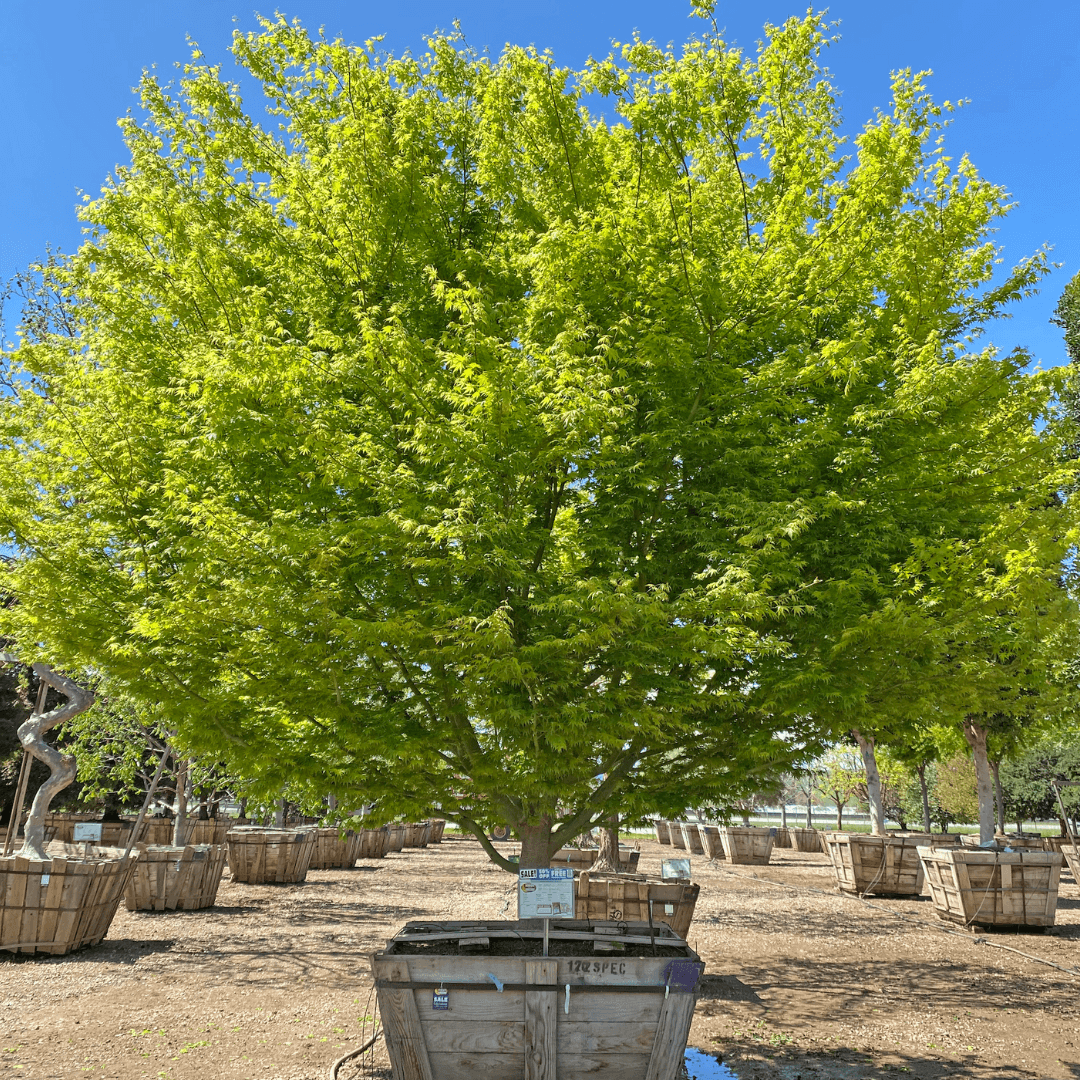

{"left": 0, "top": 6, "right": 1075, "bottom": 865}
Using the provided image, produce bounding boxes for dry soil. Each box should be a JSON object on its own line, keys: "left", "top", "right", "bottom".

{"left": 1, "top": 836, "right": 1078, "bottom": 1080}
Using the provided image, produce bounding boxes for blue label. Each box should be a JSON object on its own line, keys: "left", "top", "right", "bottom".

{"left": 519, "top": 867, "right": 574, "bottom": 881}
{"left": 433, "top": 990, "right": 449, "bottom": 1010}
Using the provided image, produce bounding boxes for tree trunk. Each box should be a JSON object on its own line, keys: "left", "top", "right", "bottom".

{"left": 102, "top": 790, "right": 124, "bottom": 822}
{"left": 13, "top": 663, "right": 94, "bottom": 860}
{"left": 962, "top": 718, "right": 996, "bottom": 844}
{"left": 172, "top": 759, "right": 189, "bottom": 847}
{"left": 917, "top": 762, "right": 932, "bottom": 834}
{"left": 517, "top": 818, "right": 555, "bottom": 869}
{"left": 805, "top": 797, "right": 812, "bottom": 828}
{"left": 780, "top": 802, "right": 788, "bottom": 830}
{"left": 852, "top": 729, "right": 885, "bottom": 835}
{"left": 836, "top": 801, "right": 843, "bottom": 830}
{"left": 989, "top": 759, "right": 1005, "bottom": 834}
{"left": 274, "top": 797, "right": 286, "bottom": 828}
{"left": 592, "top": 814, "right": 621, "bottom": 873}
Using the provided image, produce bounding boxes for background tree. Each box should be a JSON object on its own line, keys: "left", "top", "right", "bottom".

{"left": 59, "top": 690, "right": 241, "bottom": 843}
{"left": 814, "top": 747, "right": 864, "bottom": 830}
{"left": 1000, "top": 732, "right": 1080, "bottom": 833}
{"left": 0, "top": 8, "right": 1074, "bottom": 868}
{"left": 932, "top": 754, "right": 980, "bottom": 832}
{"left": 877, "top": 739, "right": 942, "bottom": 833}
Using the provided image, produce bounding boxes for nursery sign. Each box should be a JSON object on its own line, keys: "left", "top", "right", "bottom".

{"left": 73, "top": 823, "right": 103, "bottom": 843}
{"left": 517, "top": 867, "right": 574, "bottom": 918}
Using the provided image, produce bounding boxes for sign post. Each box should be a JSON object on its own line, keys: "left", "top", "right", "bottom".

{"left": 517, "top": 867, "right": 575, "bottom": 956}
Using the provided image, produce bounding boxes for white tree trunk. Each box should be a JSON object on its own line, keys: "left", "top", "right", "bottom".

{"left": 274, "top": 797, "right": 286, "bottom": 828}
{"left": 962, "top": 719, "right": 996, "bottom": 844}
{"left": 852, "top": 729, "right": 885, "bottom": 835}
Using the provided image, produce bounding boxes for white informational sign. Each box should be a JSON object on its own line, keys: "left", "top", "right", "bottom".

{"left": 73, "top": 822, "right": 103, "bottom": 843}
{"left": 661, "top": 858, "right": 690, "bottom": 881}
{"left": 517, "top": 867, "right": 575, "bottom": 918}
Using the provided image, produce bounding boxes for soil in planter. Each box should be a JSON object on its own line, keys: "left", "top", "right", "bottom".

{"left": 389, "top": 935, "right": 689, "bottom": 958}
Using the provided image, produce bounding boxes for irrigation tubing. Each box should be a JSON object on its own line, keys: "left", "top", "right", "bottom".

{"left": 328, "top": 1029, "right": 383, "bottom": 1080}
{"left": 711, "top": 861, "right": 1080, "bottom": 980}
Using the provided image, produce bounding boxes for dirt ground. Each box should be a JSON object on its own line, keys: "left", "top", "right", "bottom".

{"left": 2, "top": 835, "right": 1078, "bottom": 1080}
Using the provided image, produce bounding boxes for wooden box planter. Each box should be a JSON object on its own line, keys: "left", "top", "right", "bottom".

{"left": 678, "top": 823, "right": 705, "bottom": 856}
{"left": 667, "top": 822, "right": 687, "bottom": 851}
{"left": 183, "top": 819, "right": 233, "bottom": 846}
{"left": 1, "top": 847, "right": 137, "bottom": 955}
{"left": 124, "top": 844, "right": 227, "bottom": 911}
{"left": 822, "top": 832, "right": 928, "bottom": 897}
{"left": 788, "top": 828, "right": 822, "bottom": 853}
{"left": 918, "top": 846, "right": 1063, "bottom": 929}
{"left": 39, "top": 813, "right": 97, "bottom": 843}
{"left": 428, "top": 819, "right": 446, "bottom": 844}
{"left": 772, "top": 827, "right": 791, "bottom": 849}
{"left": 42, "top": 820, "right": 134, "bottom": 848}
{"left": 552, "top": 847, "right": 641, "bottom": 873}
{"left": 653, "top": 820, "right": 671, "bottom": 845}
{"left": 373, "top": 919, "right": 703, "bottom": 1080}
{"left": 960, "top": 833, "right": 1045, "bottom": 850}
{"left": 576, "top": 871, "right": 701, "bottom": 940}
{"left": 403, "top": 822, "right": 432, "bottom": 848}
{"left": 358, "top": 827, "right": 390, "bottom": 859}
{"left": 1042, "top": 837, "right": 1075, "bottom": 855}
{"left": 308, "top": 828, "right": 363, "bottom": 870}
{"left": 698, "top": 825, "right": 725, "bottom": 861}
{"left": 135, "top": 819, "right": 175, "bottom": 845}
{"left": 890, "top": 831, "right": 959, "bottom": 846}
{"left": 386, "top": 823, "right": 407, "bottom": 853}
{"left": 226, "top": 826, "right": 317, "bottom": 884}
{"left": 718, "top": 827, "right": 774, "bottom": 865}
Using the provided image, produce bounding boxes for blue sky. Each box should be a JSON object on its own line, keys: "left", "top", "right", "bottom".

{"left": 1, "top": 1, "right": 1077, "bottom": 367}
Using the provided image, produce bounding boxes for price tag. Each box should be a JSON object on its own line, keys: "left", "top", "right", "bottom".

{"left": 40, "top": 874, "right": 50, "bottom": 886}
{"left": 73, "top": 822, "right": 103, "bottom": 843}
{"left": 432, "top": 989, "right": 449, "bottom": 1010}
{"left": 517, "top": 867, "right": 575, "bottom": 918}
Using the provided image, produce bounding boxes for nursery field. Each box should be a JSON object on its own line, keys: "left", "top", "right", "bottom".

{"left": 2, "top": 837, "right": 1079, "bottom": 1080}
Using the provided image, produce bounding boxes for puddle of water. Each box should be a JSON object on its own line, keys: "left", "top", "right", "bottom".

{"left": 684, "top": 1046, "right": 739, "bottom": 1079}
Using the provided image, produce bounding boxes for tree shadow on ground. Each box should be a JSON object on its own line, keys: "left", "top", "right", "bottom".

{"left": 727, "top": 955, "right": 1077, "bottom": 1021}
{"left": 0, "top": 937, "right": 177, "bottom": 965}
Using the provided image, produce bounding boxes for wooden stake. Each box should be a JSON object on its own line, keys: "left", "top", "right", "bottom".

{"left": 3, "top": 752, "right": 31, "bottom": 857}
{"left": 1052, "top": 780, "right": 1078, "bottom": 852}
{"left": 3, "top": 679, "right": 48, "bottom": 858}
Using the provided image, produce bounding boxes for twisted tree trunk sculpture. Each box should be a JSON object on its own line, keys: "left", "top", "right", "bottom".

{"left": 4, "top": 660, "right": 95, "bottom": 860}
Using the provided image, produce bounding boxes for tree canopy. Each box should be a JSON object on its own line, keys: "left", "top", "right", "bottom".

{"left": 0, "top": 7, "right": 1075, "bottom": 866}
